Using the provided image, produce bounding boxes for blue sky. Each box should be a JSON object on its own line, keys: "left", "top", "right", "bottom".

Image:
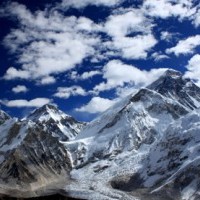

{"left": 0, "top": 0, "right": 200, "bottom": 121}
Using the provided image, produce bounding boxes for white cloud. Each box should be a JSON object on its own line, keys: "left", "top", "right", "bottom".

{"left": 160, "top": 31, "right": 179, "bottom": 42}
{"left": 105, "top": 9, "right": 153, "bottom": 37}
{"left": 106, "top": 34, "right": 157, "bottom": 59}
{"left": 54, "top": 86, "right": 87, "bottom": 99}
{"left": 94, "top": 60, "right": 167, "bottom": 92}
{"left": 80, "top": 70, "right": 102, "bottom": 80}
{"left": 39, "top": 76, "right": 56, "bottom": 85}
{"left": 104, "top": 9, "right": 157, "bottom": 59}
{"left": 184, "top": 54, "right": 200, "bottom": 86}
{"left": 192, "top": 9, "right": 200, "bottom": 27}
{"left": 2, "top": 2, "right": 101, "bottom": 81}
{"left": 166, "top": 35, "right": 200, "bottom": 56}
{"left": 151, "top": 52, "right": 170, "bottom": 62}
{"left": 4, "top": 67, "right": 30, "bottom": 80}
{"left": 76, "top": 97, "right": 117, "bottom": 113}
{"left": 12, "top": 85, "right": 28, "bottom": 93}
{"left": 60, "top": 0, "right": 123, "bottom": 10}
{"left": 142, "top": 0, "right": 195, "bottom": 20}
{"left": 70, "top": 70, "right": 102, "bottom": 80}
{"left": 2, "top": 98, "right": 51, "bottom": 108}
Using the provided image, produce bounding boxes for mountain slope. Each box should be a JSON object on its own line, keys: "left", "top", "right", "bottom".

{"left": 0, "top": 105, "right": 85, "bottom": 198}
{"left": 27, "top": 104, "right": 85, "bottom": 141}
{"left": 62, "top": 69, "right": 200, "bottom": 200}
{"left": 0, "top": 110, "right": 10, "bottom": 125}
{"left": 147, "top": 69, "right": 200, "bottom": 110}
{"left": 68, "top": 69, "right": 196, "bottom": 168}
{"left": 0, "top": 118, "right": 72, "bottom": 198}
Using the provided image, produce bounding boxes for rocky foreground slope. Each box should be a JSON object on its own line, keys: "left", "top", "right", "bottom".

{"left": 0, "top": 105, "right": 85, "bottom": 198}
{"left": 1, "top": 69, "right": 200, "bottom": 200}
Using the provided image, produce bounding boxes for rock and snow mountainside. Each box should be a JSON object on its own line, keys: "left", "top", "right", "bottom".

{"left": 63, "top": 69, "right": 200, "bottom": 200}
{"left": 67, "top": 69, "right": 198, "bottom": 168}
{"left": 0, "top": 105, "right": 85, "bottom": 198}
{"left": 27, "top": 104, "right": 85, "bottom": 141}
{"left": 2, "top": 69, "right": 200, "bottom": 200}
{"left": 0, "top": 110, "right": 10, "bottom": 125}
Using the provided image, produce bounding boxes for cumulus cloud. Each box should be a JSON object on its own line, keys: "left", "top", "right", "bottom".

{"left": 70, "top": 70, "right": 102, "bottom": 80}
{"left": 54, "top": 86, "right": 87, "bottom": 99}
{"left": 39, "top": 76, "right": 56, "bottom": 85}
{"left": 2, "top": 2, "right": 101, "bottom": 82}
{"left": 142, "top": 0, "right": 195, "bottom": 20}
{"left": 2, "top": 98, "right": 51, "bottom": 108}
{"left": 105, "top": 34, "right": 157, "bottom": 59}
{"left": 160, "top": 31, "right": 179, "bottom": 43}
{"left": 60, "top": 0, "right": 123, "bottom": 10}
{"left": 94, "top": 60, "right": 167, "bottom": 92}
{"left": 192, "top": 9, "right": 200, "bottom": 27}
{"left": 4, "top": 67, "right": 30, "bottom": 80}
{"left": 166, "top": 35, "right": 200, "bottom": 56}
{"left": 105, "top": 9, "right": 153, "bottom": 37}
{"left": 12, "top": 85, "right": 28, "bottom": 93}
{"left": 79, "top": 70, "right": 102, "bottom": 80}
{"left": 184, "top": 54, "right": 200, "bottom": 86}
{"left": 151, "top": 52, "right": 170, "bottom": 62}
{"left": 104, "top": 9, "right": 157, "bottom": 59}
{"left": 76, "top": 96, "right": 117, "bottom": 113}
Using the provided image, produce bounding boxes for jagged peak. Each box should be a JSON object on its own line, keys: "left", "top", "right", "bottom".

{"left": 162, "top": 68, "right": 182, "bottom": 78}
{"left": 147, "top": 68, "right": 191, "bottom": 92}
{"left": 0, "top": 109, "right": 11, "bottom": 124}
{"left": 31, "top": 103, "right": 58, "bottom": 113}
{"left": 27, "top": 103, "right": 71, "bottom": 122}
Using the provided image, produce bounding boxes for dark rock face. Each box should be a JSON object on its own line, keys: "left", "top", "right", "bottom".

{"left": 0, "top": 194, "right": 83, "bottom": 200}
{"left": 0, "top": 111, "right": 10, "bottom": 125}
{"left": 0, "top": 121, "right": 72, "bottom": 197}
{"left": 27, "top": 104, "right": 85, "bottom": 141}
{"left": 148, "top": 69, "right": 200, "bottom": 110}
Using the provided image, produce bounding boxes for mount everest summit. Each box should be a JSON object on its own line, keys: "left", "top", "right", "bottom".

{"left": 1, "top": 69, "right": 200, "bottom": 200}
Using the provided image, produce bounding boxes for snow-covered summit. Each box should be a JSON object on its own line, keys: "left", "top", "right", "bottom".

{"left": 148, "top": 69, "right": 200, "bottom": 110}
{"left": 68, "top": 71, "right": 197, "bottom": 167}
{"left": 0, "top": 110, "right": 11, "bottom": 125}
{"left": 27, "top": 104, "right": 85, "bottom": 141}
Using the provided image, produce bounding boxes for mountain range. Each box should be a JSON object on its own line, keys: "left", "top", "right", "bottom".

{"left": 1, "top": 69, "right": 200, "bottom": 200}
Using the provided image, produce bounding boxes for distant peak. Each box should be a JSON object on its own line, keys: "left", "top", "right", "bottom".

{"left": 41, "top": 104, "right": 58, "bottom": 111}
{"left": 27, "top": 103, "right": 61, "bottom": 119}
{"left": 162, "top": 69, "right": 182, "bottom": 78}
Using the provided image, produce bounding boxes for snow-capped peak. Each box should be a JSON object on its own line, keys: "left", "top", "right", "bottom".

{"left": 0, "top": 110, "right": 11, "bottom": 125}
{"left": 27, "top": 104, "right": 85, "bottom": 141}
{"left": 147, "top": 69, "right": 200, "bottom": 110}
{"left": 27, "top": 104, "right": 70, "bottom": 122}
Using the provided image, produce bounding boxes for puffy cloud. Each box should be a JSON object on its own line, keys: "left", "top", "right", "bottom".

{"left": 76, "top": 97, "right": 117, "bottom": 113}
{"left": 2, "top": 2, "right": 101, "bottom": 81}
{"left": 12, "top": 85, "right": 28, "bottom": 93}
{"left": 4, "top": 67, "right": 30, "bottom": 80}
{"left": 142, "top": 0, "right": 195, "bottom": 20}
{"left": 94, "top": 60, "right": 167, "bottom": 92}
{"left": 160, "top": 31, "right": 179, "bottom": 42}
{"left": 2, "top": 98, "right": 51, "bottom": 108}
{"left": 105, "top": 9, "right": 153, "bottom": 37}
{"left": 80, "top": 70, "right": 102, "bottom": 80}
{"left": 60, "top": 0, "right": 123, "bottom": 10}
{"left": 105, "top": 34, "right": 157, "bottom": 59}
{"left": 192, "top": 9, "right": 200, "bottom": 27}
{"left": 151, "top": 52, "right": 170, "bottom": 62}
{"left": 184, "top": 54, "right": 200, "bottom": 86}
{"left": 54, "top": 86, "right": 87, "bottom": 99}
{"left": 39, "top": 76, "right": 56, "bottom": 85}
{"left": 70, "top": 70, "right": 102, "bottom": 80}
{"left": 104, "top": 9, "right": 157, "bottom": 59}
{"left": 166, "top": 35, "right": 200, "bottom": 56}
